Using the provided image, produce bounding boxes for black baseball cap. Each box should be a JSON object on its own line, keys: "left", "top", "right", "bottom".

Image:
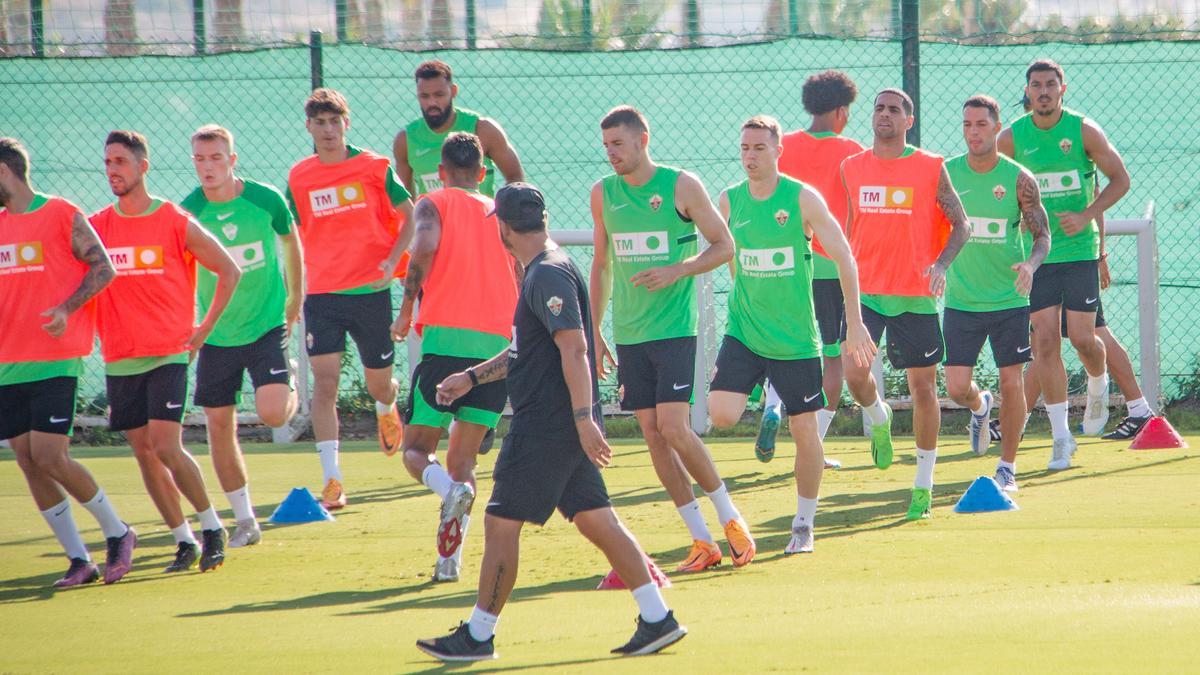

{"left": 490, "top": 182, "right": 546, "bottom": 231}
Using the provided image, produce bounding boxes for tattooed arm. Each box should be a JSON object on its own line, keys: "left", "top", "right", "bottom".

{"left": 43, "top": 212, "right": 116, "bottom": 337}
{"left": 390, "top": 197, "right": 440, "bottom": 341}
{"left": 927, "top": 164, "right": 972, "bottom": 296}
{"left": 1013, "top": 168, "right": 1051, "bottom": 296}
{"left": 433, "top": 347, "right": 508, "bottom": 407}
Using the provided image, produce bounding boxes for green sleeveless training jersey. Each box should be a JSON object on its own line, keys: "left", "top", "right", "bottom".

{"left": 944, "top": 154, "right": 1028, "bottom": 312}
{"left": 405, "top": 107, "right": 496, "bottom": 197}
{"left": 601, "top": 166, "right": 698, "bottom": 345}
{"left": 1010, "top": 107, "right": 1097, "bottom": 263}
{"left": 182, "top": 179, "right": 292, "bottom": 347}
{"left": 725, "top": 176, "right": 820, "bottom": 360}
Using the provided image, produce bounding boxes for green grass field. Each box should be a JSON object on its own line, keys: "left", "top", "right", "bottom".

{"left": 2, "top": 431, "right": 1198, "bottom": 673}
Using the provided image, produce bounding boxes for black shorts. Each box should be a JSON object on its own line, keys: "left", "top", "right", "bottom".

{"left": 943, "top": 306, "right": 1032, "bottom": 369}
{"left": 1059, "top": 299, "right": 1106, "bottom": 337}
{"left": 106, "top": 363, "right": 189, "bottom": 431}
{"left": 0, "top": 377, "right": 77, "bottom": 439}
{"left": 194, "top": 326, "right": 290, "bottom": 408}
{"left": 404, "top": 353, "right": 508, "bottom": 430}
{"left": 862, "top": 305, "right": 944, "bottom": 369}
{"left": 615, "top": 336, "right": 696, "bottom": 411}
{"left": 1029, "top": 259, "right": 1101, "bottom": 314}
{"left": 812, "top": 279, "right": 847, "bottom": 347}
{"left": 303, "top": 291, "right": 394, "bottom": 369}
{"left": 486, "top": 432, "right": 612, "bottom": 526}
{"left": 711, "top": 336, "right": 825, "bottom": 414}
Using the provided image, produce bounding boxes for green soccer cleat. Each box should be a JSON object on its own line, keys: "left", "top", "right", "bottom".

{"left": 905, "top": 487, "right": 931, "bottom": 521}
{"left": 754, "top": 407, "right": 781, "bottom": 463}
{"left": 869, "top": 401, "right": 894, "bottom": 470}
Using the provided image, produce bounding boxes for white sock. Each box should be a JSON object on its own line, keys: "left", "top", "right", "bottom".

{"left": 816, "top": 408, "right": 836, "bottom": 439}
{"left": 41, "top": 499, "right": 89, "bottom": 561}
{"left": 441, "top": 515, "right": 471, "bottom": 565}
{"left": 171, "top": 522, "right": 198, "bottom": 545}
{"left": 374, "top": 399, "right": 396, "bottom": 416}
{"left": 676, "top": 500, "right": 713, "bottom": 543}
{"left": 914, "top": 447, "right": 937, "bottom": 490}
{"left": 1127, "top": 397, "right": 1152, "bottom": 418}
{"left": 863, "top": 398, "right": 888, "bottom": 426}
{"left": 316, "top": 440, "right": 342, "bottom": 482}
{"left": 81, "top": 488, "right": 128, "bottom": 539}
{"left": 422, "top": 463, "right": 454, "bottom": 500}
{"left": 792, "top": 496, "right": 818, "bottom": 530}
{"left": 971, "top": 394, "right": 990, "bottom": 416}
{"left": 998, "top": 460, "right": 1016, "bottom": 473}
{"left": 1087, "top": 372, "right": 1109, "bottom": 397}
{"left": 1046, "top": 402, "right": 1070, "bottom": 440}
{"left": 1023, "top": 412, "right": 1031, "bottom": 432}
{"left": 225, "top": 486, "right": 254, "bottom": 522}
{"left": 764, "top": 384, "right": 782, "bottom": 412}
{"left": 197, "top": 506, "right": 222, "bottom": 532}
{"left": 704, "top": 482, "right": 741, "bottom": 526}
{"left": 467, "top": 605, "right": 499, "bottom": 642}
{"left": 631, "top": 581, "right": 670, "bottom": 623}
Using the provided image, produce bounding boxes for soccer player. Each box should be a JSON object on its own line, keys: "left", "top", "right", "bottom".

{"left": 286, "top": 88, "right": 414, "bottom": 509}
{"left": 416, "top": 183, "right": 686, "bottom": 661}
{"left": 998, "top": 59, "right": 1131, "bottom": 469}
{"left": 393, "top": 60, "right": 523, "bottom": 199}
{"left": 391, "top": 132, "right": 519, "bottom": 582}
{"left": 0, "top": 137, "right": 137, "bottom": 587}
{"left": 589, "top": 105, "right": 755, "bottom": 572}
{"left": 840, "top": 89, "right": 971, "bottom": 520}
{"left": 182, "top": 125, "right": 304, "bottom": 547}
{"left": 754, "top": 70, "right": 867, "bottom": 463}
{"left": 92, "top": 130, "right": 241, "bottom": 572}
{"left": 943, "top": 95, "right": 1050, "bottom": 492}
{"left": 708, "top": 116, "right": 876, "bottom": 554}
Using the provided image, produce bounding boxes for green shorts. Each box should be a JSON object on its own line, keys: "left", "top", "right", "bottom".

{"left": 404, "top": 353, "right": 506, "bottom": 430}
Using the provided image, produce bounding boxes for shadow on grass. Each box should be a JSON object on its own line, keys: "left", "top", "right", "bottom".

{"left": 406, "top": 653, "right": 642, "bottom": 673}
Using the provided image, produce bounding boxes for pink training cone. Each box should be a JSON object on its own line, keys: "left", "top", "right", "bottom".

{"left": 1129, "top": 415, "right": 1188, "bottom": 450}
{"left": 596, "top": 552, "right": 672, "bottom": 590}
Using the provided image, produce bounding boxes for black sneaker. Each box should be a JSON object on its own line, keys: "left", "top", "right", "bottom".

{"left": 611, "top": 610, "right": 688, "bottom": 656}
{"left": 415, "top": 622, "right": 497, "bottom": 662}
{"left": 199, "top": 528, "right": 226, "bottom": 572}
{"left": 164, "top": 542, "right": 200, "bottom": 573}
{"left": 478, "top": 428, "right": 496, "bottom": 456}
{"left": 1101, "top": 414, "right": 1151, "bottom": 440}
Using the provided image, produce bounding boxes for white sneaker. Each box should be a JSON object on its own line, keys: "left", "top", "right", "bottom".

{"left": 969, "top": 390, "right": 993, "bottom": 456}
{"left": 433, "top": 556, "right": 460, "bottom": 582}
{"left": 1047, "top": 436, "right": 1076, "bottom": 471}
{"left": 1082, "top": 386, "right": 1110, "bottom": 436}
{"left": 228, "top": 518, "right": 262, "bottom": 548}
{"left": 783, "top": 526, "right": 814, "bottom": 554}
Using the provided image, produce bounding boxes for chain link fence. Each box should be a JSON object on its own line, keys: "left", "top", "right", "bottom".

{"left": 3, "top": 1, "right": 1198, "bottom": 423}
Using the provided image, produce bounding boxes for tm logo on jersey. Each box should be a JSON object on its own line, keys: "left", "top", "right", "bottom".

{"left": 227, "top": 242, "right": 266, "bottom": 271}
{"left": 309, "top": 182, "right": 367, "bottom": 216}
{"left": 612, "top": 231, "right": 669, "bottom": 261}
{"left": 1036, "top": 170, "right": 1081, "bottom": 195}
{"left": 739, "top": 247, "right": 795, "bottom": 277}
{"left": 420, "top": 173, "right": 442, "bottom": 194}
{"left": 0, "top": 241, "right": 44, "bottom": 275}
{"left": 108, "top": 246, "right": 165, "bottom": 275}
{"left": 858, "top": 186, "right": 914, "bottom": 214}
{"left": 968, "top": 217, "right": 1007, "bottom": 243}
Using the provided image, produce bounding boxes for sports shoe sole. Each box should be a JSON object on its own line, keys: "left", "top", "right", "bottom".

{"left": 414, "top": 643, "right": 497, "bottom": 662}
{"left": 624, "top": 626, "right": 688, "bottom": 656}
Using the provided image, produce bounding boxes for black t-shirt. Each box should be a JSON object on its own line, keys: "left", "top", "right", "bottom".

{"left": 507, "top": 247, "right": 601, "bottom": 439}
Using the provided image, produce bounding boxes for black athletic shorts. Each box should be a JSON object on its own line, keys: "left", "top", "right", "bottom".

{"left": 404, "top": 353, "right": 508, "bottom": 430}
{"left": 711, "top": 336, "right": 825, "bottom": 414}
{"left": 106, "top": 363, "right": 189, "bottom": 431}
{"left": 862, "top": 305, "right": 944, "bottom": 369}
{"left": 943, "top": 306, "right": 1032, "bottom": 369}
{"left": 812, "top": 279, "right": 847, "bottom": 348}
{"left": 194, "top": 325, "right": 290, "bottom": 408}
{"left": 486, "top": 432, "right": 612, "bottom": 526}
{"left": 0, "top": 377, "right": 77, "bottom": 439}
{"left": 303, "top": 290, "right": 394, "bottom": 369}
{"left": 615, "top": 336, "right": 696, "bottom": 411}
{"left": 1059, "top": 299, "right": 1106, "bottom": 337}
{"left": 1029, "top": 259, "right": 1101, "bottom": 314}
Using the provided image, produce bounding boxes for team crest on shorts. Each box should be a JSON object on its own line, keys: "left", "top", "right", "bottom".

{"left": 649, "top": 194, "right": 663, "bottom": 212}
{"left": 222, "top": 223, "right": 237, "bottom": 240}
{"left": 774, "top": 209, "right": 790, "bottom": 226}
{"left": 306, "top": 332, "right": 314, "bottom": 350}
{"left": 546, "top": 296, "right": 563, "bottom": 316}
{"left": 993, "top": 184, "right": 1007, "bottom": 201}
{"left": 1059, "top": 138, "right": 1072, "bottom": 154}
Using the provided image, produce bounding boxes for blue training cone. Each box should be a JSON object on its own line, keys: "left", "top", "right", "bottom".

{"left": 953, "top": 476, "right": 1019, "bottom": 514}
{"left": 269, "top": 487, "right": 336, "bottom": 523}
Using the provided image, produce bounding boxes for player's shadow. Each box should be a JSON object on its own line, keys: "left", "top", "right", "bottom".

{"left": 407, "top": 653, "right": 649, "bottom": 673}
{"left": 606, "top": 470, "right": 793, "bottom": 511}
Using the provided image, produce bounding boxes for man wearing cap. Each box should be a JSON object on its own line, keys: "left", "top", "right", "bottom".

{"left": 416, "top": 182, "right": 687, "bottom": 661}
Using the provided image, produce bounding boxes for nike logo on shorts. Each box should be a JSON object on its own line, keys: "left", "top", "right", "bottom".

{"left": 380, "top": 350, "right": 394, "bottom": 360}
{"left": 269, "top": 367, "right": 288, "bottom": 375}
{"left": 49, "top": 416, "right": 69, "bottom": 424}
{"left": 924, "top": 348, "right": 939, "bottom": 358}
{"left": 1085, "top": 297, "right": 1098, "bottom": 304}
{"left": 165, "top": 402, "right": 183, "bottom": 409}
{"left": 611, "top": 203, "right": 629, "bottom": 211}
{"left": 672, "top": 383, "right": 690, "bottom": 391}
{"left": 804, "top": 393, "right": 821, "bottom": 403}
{"left": 1017, "top": 346, "right": 1032, "bottom": 353}
{"left": 487, "top": 501, "right": 502, "bottom": 508}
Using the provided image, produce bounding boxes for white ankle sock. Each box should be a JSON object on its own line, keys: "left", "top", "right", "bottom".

{"left": 792, "top": 496, "right": 818, "bottom": 530}
{"left": 631, "top": 581, "right": 669, "bottom": 623}
{"left": 998, "top": 460, "right": 1016, "bottom": 473}
{"left": 196, "top": 507, "right": 222, "bottom": 532}
{"left": 422, "top": 463, "right": 454, "bottom": 500}
{"left": 1046, "top": 402, "right": 1070, "bottom": 440}
{"left": 375, "top": 399, "right": 396, "bottom": 416}
{"left": 1087, "top": 372, "right": 1109, "bottom": 397}
{"left": 42, "top": 499, "right": 89, "bottom": 561}
{"left": 1127, "top": 397, "right": 1152, "bottom": 418}
{"left": 224, "top": 486, "right": 254, "bottom": 522}
{"left": 316, "top": 440, "right": 342, "bottom": 482}
{"left": 764, "top": 384, "right": 782, "bottom": 412}
{"left": 468, "top": 606, "right": 499, "bottom": 642}
{"left": 81, "top": 488, "right": 127, "bottom": 539}
{"left": 676, "top": 500, "right": 713, "bottom": 543}
{"left": 971, "top": 394, "right": 990, "bottom": 416}
{"left": 863, "top": 398, "right": 888, "bottom": 426}
{"left": 914, "top": 447, "right": 937, "bottom": 490}
{"left": 171, "top": 523, "right": 197, "bottom": 545}
{"left": 704, "top": 482, "right": 741, "bottom": 525}
{"left": 816, "top": 408, "right": 836, "bottom": 439}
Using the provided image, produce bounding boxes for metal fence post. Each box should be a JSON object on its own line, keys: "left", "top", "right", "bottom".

{"left": 335, "top": 0, "right": 348, "bottom": 43}
{"left": 30, "top": 0, "right": 45, "bottom": 57}
{"left": 901, "top": 0, "right": 920, "bottom": 145}
{"left": 310, "top": 30, "right": 324, "bottom": 90}
{"left": 466, "top": 0, "right": 478, "bottom": 49}
{"left": 1138, "top": 202, "right": 1160, "bottom": 410}
{"left": 193, "top": 0, "right": 206, "bottom": 55}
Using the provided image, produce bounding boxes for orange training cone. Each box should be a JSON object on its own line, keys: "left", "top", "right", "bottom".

{"left": 1129, "top": 415, "right": 1188, "bottom": 450}
{"left": 596, "top": 552, "right": 672, "bottom": 590}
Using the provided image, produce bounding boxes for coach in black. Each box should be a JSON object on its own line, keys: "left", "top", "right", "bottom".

{"left": 415, "top": 183, "right": 687, "bottom": 661}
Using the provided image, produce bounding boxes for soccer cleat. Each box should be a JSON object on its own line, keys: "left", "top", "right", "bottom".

{"left": 199, "top": 528, "right": 226, "bottom": 572}
{"left": 869, "top": 401, "right": 894, "bottom": 470}
{"left": 824, "top": 457, "right": 843, "bottom": 470}
{"left": 675, "top": 539, "right": 721, "bottom": 572}
{"left": 54, "top": 557, "right": 99, "bottom": 588}
{"left": 478, "top": 427, "right": 496, "bottom": 456}
{"left": 754, "top": 407, "right": 781, "bottom": 462}
{"left": 164, "top": 542, "right": 200, "bottom": 573}
{"left": 611, "top": 610, "right": 688, "bottom": 656}
{"left": 1047, "top": 436, "right": 1076, "bottom": 471}
{"left": 321, "top": 478, "right": 346, "bottom": 510}
{"left": 416, "top": 622, "right": 497, "bottom": 662}
{"left": 228, "top": 519, "right": 262, "bottom": 548}
{"left": 1082, "top": 387, "right": 1110, "bottom": 436}
{"left": 989, "top": 418, "right": 1002, "bottom": 443}
{"left": 723, "top": 519, "right": 756, "bottom": 568}
{"left": 437, "top": 482, "right": 476, "bottom": 559}
{"left": 377, "top": 405, "right": 404, "bottom": 456}
{"left": 993, "top": 466, "right": 1019, "bottom": 492}
{"left": 432, "top": 556, "right": 460, "bottom": 583}
{"left": 968, "top": 391, "right": 993, "bottom": 456}
{"left": 103, "top": 523, "right": 137, "bottom": 584}
{"left": 1102, "top": 414, "right": 1151, "bottom": 440}
{"left": 783, "top": 526, "right": 814, "bottom": 554}
{"left": 905, "top": 487, "right": 932, "bottom": 521}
